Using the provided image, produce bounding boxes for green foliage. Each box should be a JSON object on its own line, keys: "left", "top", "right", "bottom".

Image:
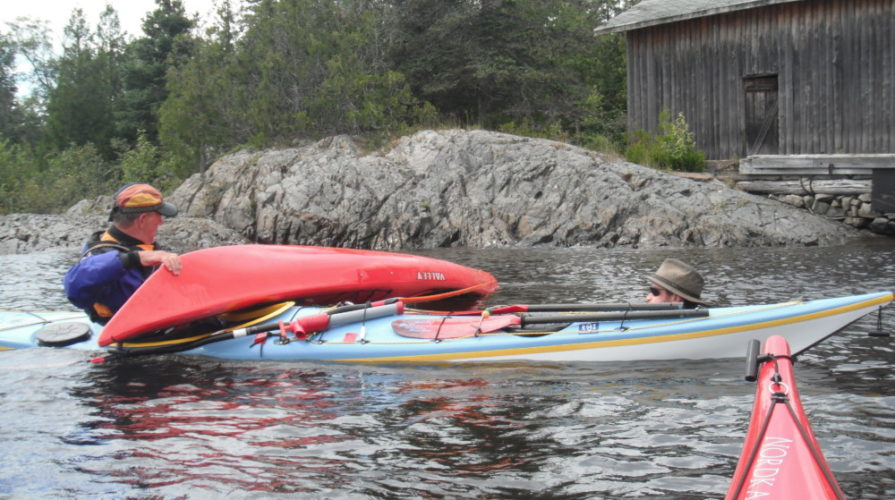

{"left": 40, "top": 144, "right": 117, "bottom": 211}
{"left": 311, "top": 63, "right": 436, "bottom": 139}
{"left": 578, "top": 134, "right": 620, "bottom": 156}
{"left": 498, "top": 119, "right": 568, "bottom": 142}
{"left": 385, "top": 0, "right": 627, "bottom": 151}
{"left": 0, "top": 35, "right": 20, "bottom": 140}
{"left": 0, "top": 141, "right": 117, "bottom": 214}
{"left": 655, "top": 111, "right": 706, "bottom": 171}
{"left": 624, "top": 110, "right": 706, "bottom": 172}
{"left": 118, "top": 0, "right": 195, "bottom": 146}
{"left": 160, "top": 0, "right": 437, "bottom": 168}
{"left": 118, "top": 131, "right": 162, "bottom": 184}
{"left": 4, "top": 0, "right": 634, "bottom": 213}
{"left": 0, "top": 139, "right": 22, "bottom": 214}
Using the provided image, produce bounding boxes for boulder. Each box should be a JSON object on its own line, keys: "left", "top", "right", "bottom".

{"left": 0, "top": 213, "right": 248, "bottom": 255}
{"left": 0, "top": 129, "right": 868, "bottom": 254}
{"left": 170, "top": 129, "right": 858, "bottom": 248}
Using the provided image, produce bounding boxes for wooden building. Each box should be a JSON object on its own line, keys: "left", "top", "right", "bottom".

{"left": 595, "top": 0, "right": 895, "bottom": 161}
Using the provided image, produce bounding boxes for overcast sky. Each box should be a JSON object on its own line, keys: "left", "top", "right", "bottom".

{"left": 2, "top": 1, "right": 233, "bottom": 97}
{"left": 2, "top": 0, "right": 224, "bottom": 46}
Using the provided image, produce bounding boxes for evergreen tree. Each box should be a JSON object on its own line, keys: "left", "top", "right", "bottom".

{"left": 4, "top": 19, "right": 55, "bottom": 104}
{"left": 0, "top": 23, "right": 48, "bottom": 150}
{"left": 119, "top": 0, "right": 195, "bottom": 146}
{"left": 1, "top": 0, "right": 639, "bottom": 213}
{"left": 160, "top": 0, "right": 243, "bottom": 177}
{"left": 0, "top": 34, "right": 21, "bottom": 141}
{"left": 160, "top": 0, "right": 431, "bottom": 175}
{"left": 384, "top": 0, "right": 627, "bottom": 143}
{"left": 43, "top": 9, "right": 120, "bottom": 158}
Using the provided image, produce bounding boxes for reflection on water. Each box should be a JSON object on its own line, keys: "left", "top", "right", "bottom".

{"left": 1, "top": 240, "right": 894, "bottom": 498}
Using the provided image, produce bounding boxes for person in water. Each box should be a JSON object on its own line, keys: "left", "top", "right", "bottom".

{"left": 646, "top": 258, "right": 707, "bottom": 309}
{"left": 64, "top": 183, "right": 183, "bottom": 324}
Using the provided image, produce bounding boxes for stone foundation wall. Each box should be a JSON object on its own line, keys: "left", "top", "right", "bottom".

{"left": 768, "top": 192, "right": 895, "bottom": 235}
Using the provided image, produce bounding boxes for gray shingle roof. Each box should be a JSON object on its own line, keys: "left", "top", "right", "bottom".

{"left": 594, "top": 0, "right": 805, "bottom": 34}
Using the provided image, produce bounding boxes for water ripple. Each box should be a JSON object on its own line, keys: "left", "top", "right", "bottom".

{"left": 2, "top": 243, "right": 895, "bottom": 498}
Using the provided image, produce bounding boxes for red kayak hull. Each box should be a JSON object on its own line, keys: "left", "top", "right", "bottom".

{"left": 98, "top": 245, "right": 497, "bottom": 346}
{"left": 726, "top": 335, "right": 845, "bottom": 500}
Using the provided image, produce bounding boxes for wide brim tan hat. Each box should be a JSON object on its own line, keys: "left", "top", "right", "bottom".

{"left": 647, "top": 258, "right": 706, "bottom": 305}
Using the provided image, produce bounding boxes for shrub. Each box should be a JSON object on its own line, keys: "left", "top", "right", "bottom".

{"left": 498, "top": 119, "right": 568, "bottom": 142}
{"left": 625, "top": 110, "right": 705, "bottom": 172}
{"left": 10, "top": 143, "right": 117, "bottom": 214}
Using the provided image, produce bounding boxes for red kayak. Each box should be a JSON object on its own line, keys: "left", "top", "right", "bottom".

{"left": 726, "top": 335, "right": 846, "bottom": 500}
{"left": 99, "top": 245, "right": 497, "bottom": 346}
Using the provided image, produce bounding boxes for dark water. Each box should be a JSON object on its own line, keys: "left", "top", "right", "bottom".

{"left": 1, "top": 240, "right": 894, "bottom": 499}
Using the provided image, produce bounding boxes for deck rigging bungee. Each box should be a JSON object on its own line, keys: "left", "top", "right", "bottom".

{"left": 105, "top": 300, "right": 406, "bottom": 359}
{"left": 392, "top": 306, "right": 710, "bottom": 339}
{"left": 97, "top": 283, "right": 494, "bottom": 359}
{"left": 104, "top": 298, "right": 712, "bottom": 357}
{"left": 726, "top": 336, "right": 846, "bottom": 500}
{"left": 481, "top": 302, "right": 697, "bottom": 314}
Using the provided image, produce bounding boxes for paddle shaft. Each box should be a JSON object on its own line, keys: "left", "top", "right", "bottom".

{"left": 486, "top": 303, "right": 686, "bottom": 314}
{"left": 115, "top": 302, "right": 405, "bottom": 356}
{"left": 519, "top": 308, "right": 708, "bottom": 326}
{"left": 522, "top": 303, "right": 684, "bottom": 312}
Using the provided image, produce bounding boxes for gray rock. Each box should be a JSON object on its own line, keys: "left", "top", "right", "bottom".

{"left": 812, "top": 200, "right": 831, "bottom": 215}
{"left": 858, "top": 203, "right": 879, "bottom": 218}
{"left": 168, "top": 129, "right": 858, "bottom": 248}
{"left": 0, "top": 213, "right": 248, "bottom": 255}
{"left": 0, "top": 214, "right": 106, "bottom": 254}
{"left": 869, "top": 217, "right": 893, "bottom": 234}
{"left": 65, "top": 195, "right": 114, "bottom": 216}
{"left": 825, "top": 206, "right": 845, "bottom": 219}
{"left": 780, "top": 195, "right": 805, "bottom": 208}
{"left": 844, "top": 216, "right": 869, "bottom": 228}
{"left": 0, "top": 130, "right": 870, "bottom": 254}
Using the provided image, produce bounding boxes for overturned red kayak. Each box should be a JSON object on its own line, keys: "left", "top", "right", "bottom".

{"left": 99, "top": 245, "right": 497, "bottom": 346}
{"left": 726, "top": 335, "right": 846, "bottom": 500}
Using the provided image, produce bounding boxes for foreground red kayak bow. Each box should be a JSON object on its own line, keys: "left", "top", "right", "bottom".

{"left": 726, "top": 335, "right": 846, "bottom": 500}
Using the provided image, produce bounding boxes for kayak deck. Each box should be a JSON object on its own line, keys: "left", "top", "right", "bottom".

{"left": 727, "top": 335, "right": 846, "bottom": 499}
{"left": 1, "top": 291, "right": 890, "bottom": 363}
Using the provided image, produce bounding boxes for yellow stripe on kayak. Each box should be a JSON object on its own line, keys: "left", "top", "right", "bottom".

{"left": 334, "top": 292, "right": 893, "bottom": 363}
{"left": 119, "top": 301, "right": 296, "bottom": 348}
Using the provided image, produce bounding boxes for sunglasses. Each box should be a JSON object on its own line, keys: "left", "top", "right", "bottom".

{"left": 649, "top": 286, "right": 665, "bottom": 296}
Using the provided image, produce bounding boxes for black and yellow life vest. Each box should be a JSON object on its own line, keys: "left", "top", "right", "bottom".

{"left": 81, "top": 227, "right": 156, "bottom": 320}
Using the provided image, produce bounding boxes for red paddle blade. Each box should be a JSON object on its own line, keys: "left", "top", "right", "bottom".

{"left": 392, "top": 315, "right": 521, "bottom": 339}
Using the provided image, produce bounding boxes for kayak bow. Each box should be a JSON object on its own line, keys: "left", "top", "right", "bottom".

{"left": 726, "top": 335, "right": 846, "bottom": 500}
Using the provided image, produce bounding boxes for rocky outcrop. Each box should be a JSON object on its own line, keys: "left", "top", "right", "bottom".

{"left": 0, "top": 212, "right": 248, "bottom": 255}
{"left": 170, "top": 129, "right": 860, "bottom": 248}
{"left": 0, "top": 129, "right": 870, "bottom": 254}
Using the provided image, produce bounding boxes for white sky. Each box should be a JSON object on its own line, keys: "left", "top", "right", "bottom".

{"left": 2, "top": 1, "right": 231, "bottom": 97}
{"left": 2, "top": 0, "right": 224, "bottom": 46}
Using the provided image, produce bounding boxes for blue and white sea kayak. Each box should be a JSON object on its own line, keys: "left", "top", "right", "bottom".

{"left": 0, "top": 291, "right": 891, "bottom": 363}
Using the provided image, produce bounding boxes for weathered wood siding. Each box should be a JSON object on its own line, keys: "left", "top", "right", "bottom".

{"left": 625, "top": 0, "right": 894, "bottom": 160}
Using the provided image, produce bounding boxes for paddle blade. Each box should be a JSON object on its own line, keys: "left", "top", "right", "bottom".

{"left": 392, "top": 315, "right": 521, "bottom": 339}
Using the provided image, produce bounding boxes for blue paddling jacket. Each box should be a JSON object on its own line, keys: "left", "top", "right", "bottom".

{"left": 64, "top": 226, "right": 158, "bottom": 324}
